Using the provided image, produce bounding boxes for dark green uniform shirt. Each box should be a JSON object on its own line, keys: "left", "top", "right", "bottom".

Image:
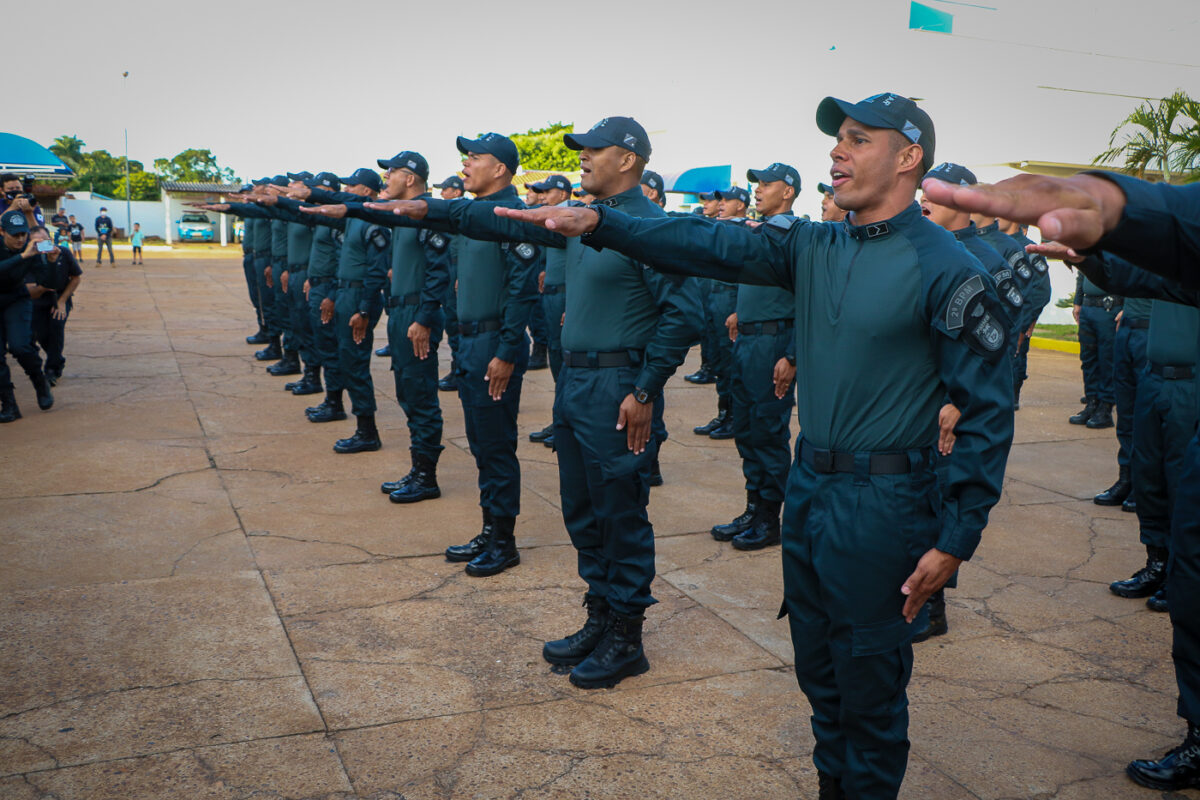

{"left": 270, "top": 219, "right": 288, "bottom": 266}
{"left": 1148, "top": 300, "right": 1200, "bottom": 366}
{"left": 582, "top": 201, "right": 1014, "bottom": 560}
{"left": 737, "top": 213, "right": 799, "bottom": 324}
{"left": 1123, "top": 296, "right": 1153, "bottom": 323}
{"left": 286, "top": 222, "right": 313, "bottom": 269}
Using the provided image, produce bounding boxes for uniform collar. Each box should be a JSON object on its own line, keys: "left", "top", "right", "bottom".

{"left": 594, "top": 185, "right": 650, "bottom": 210}
{"left": 975, "top": 220, "right": 999, "bottom": 236}
{"left": 843, "top": 201, "right": 922, "bottom": 241}
{"left": 950, "top": 221, "right": 978, "bottom": 241}
{"left": 475, "top": 185, "right": 519, "bottom": 203}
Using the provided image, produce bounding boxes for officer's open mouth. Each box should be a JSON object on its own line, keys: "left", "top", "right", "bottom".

{"left": 830, "top": 170, "right": 849, "bottom": 188}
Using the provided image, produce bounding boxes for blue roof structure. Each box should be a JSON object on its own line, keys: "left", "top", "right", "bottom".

{"left": 0, "top": 133, "right": 74, "bottom": 177}
{"left": 661, "top": 165, "right": 731, "bottom": 194}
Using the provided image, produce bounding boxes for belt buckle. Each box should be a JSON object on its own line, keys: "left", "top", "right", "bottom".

{"left": 811, "top": 449, "right": 833, "bottom": 473}
{"left": 1102, "top": 296, "right": 1114, "bottom": 311}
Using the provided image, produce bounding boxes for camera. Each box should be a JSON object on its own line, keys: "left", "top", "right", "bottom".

{"left": 21, "top": 175, "right": 35, "bottom": 194}
{"left": 36, "top": 240, "right": 56, "bottom": 254}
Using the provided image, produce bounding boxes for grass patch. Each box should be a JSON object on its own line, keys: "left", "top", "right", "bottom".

{"left": 1034, "top": 323, "right": 1078, "bottom": 342}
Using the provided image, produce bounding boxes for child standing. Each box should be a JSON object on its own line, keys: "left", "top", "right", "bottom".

{"left": 130, "top": 223, "right": 144, "bottom": 265}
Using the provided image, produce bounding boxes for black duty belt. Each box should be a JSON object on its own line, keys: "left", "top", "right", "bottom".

{"left": 737, "top": 319, "right": 793, "bottom": 336}
{"left": 289, "top": 264, "right": 308, "bottom": 272}
{"left": 307, "top": 276, "right": 331, "bottom": 287}
{"left": 542, "top": 283, "right": 564, "bottom": 296}
{"left": 562, "top": 349, "right": 644, "bottom": 368}
{"left": 387, "top": 292, "right": 420, "bottom": 308}
{"left": 711, "top": 282, "right": 738, "bottom": 294}
{"left": 339, "top": 280, "right": 364, "bottom": 289}
{"left": 1081, "top": 295, "right": 1121, "bottom": 311}
{"left": 1150, "top": 362, "right": 1195, "bottom": 380}
{"left": 799, "top": 440, "right": 927, "bottom": 475}
{"left": 1122, "top": 318, "right": 1149, "bottom": 330}
{"left": 459, "top": 319, "right": 502, "bottom": 336}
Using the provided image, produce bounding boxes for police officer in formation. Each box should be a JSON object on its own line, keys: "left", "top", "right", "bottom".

{"left": 502, "top": 94, "right": 1013, "bottom": 799}
{"left": 433, "top": 174, "right": 465, "bottom": 393}
{"left": 1071, "top": 268, "right": 1122, "bottom": 429}
{"left": 0, "top": 210, "right": 55, "bottom": 422}
{"left": 926, "top": 167, "right": 1200, "bottom": 793}
{"left": 708, "top": 163, "right": 800, "bottom": 551}
{"left": 681, "top": 189, "right": 721, "bottom": 385}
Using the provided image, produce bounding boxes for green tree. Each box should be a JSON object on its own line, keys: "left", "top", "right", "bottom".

{"left": 153, "top": 148, "right": 238, "bottom": 184}
{"left": 111, "top": 170, "right": 161, "bottom": 201}
{"left": 1094, "top": 89, "right": 1199, "bottom": 184}
{"left": 49, "top": 134, "right": 86, "bottom": 172}
{"left": 507, "top": 122, "right": 579, "bottom": 172}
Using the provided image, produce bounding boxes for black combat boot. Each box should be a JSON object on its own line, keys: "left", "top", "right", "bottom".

{"left": 381, "top": 449, "right": 419, "bottom": 494}
{"left": 1126, "top": 722, "right": 1200, "bottom": 791}
{"left": 647, "top": 456, "right": 663, "bottom": 487}
{"left": 445, "top": 511, "right": 493, "bottom": 562}
{"left": 1069, "top": 397, "right": 1097, "bottom": 425}
{"left": 1110, "top": 545, "right": 1167, "bottom": 598}
{"left": 1147, "top": 585, "right": 1169, "bottom": 613}
{"left": 1123, "top": 498, "right": 1137, "bottom": 513}
{"left": 817, "top": 770, "right": 848, "bottom": 800}
{"left": 732, "top": 499, "right": 781, "bottom": 550}
{"left": 1094, "top": 464, "right": 1132, "bottom": 506}
{"left": 712, "top": 491, "right": 760, "bottom": 541}
{"left": 333, "top": 414, "right": 381, "bottom": 454}
{"left": 267, "top": 348, "right": 302, "bottom": 376}
{"left": 306, "top": 391, "right": 347, "bottom": 423}
{"left": 543, "top": 594, "right": 611, "bottom": 666}
{"left": 289, "top": 364, "right": 323, "bottom": 395}
{"left": 708, "top": 399, "right": 736, "bottom": 439}
{"left": 694, "top": 395, "right": 730, "bottom": 435}
{"left": 0, "top": 387, "right": 20, "bottom": 423}
{"left": 31, "top": 372, "right": 53, "bottom": 411}
{"left": 438, "top": 361, "right": 459, "bottom": 392}
{"left": 684, "top": 362, "right": 714, "bottom": 384}
{"left": 465, "top": 515, "right": 519, "bottom": 577}
{"left": 375, "top": 343, "right": 391, "bottom": 357}
{"left": 389, "top": 453, "right": 440, "bottom": 503}
{"left": 529, "top": 423, "right": 554, "bottom": 442}
{"left": 1013, "top": 381, "right": 1022, "bottom": 411}
{"left": 911, "top": 590, "right": 949, "bottom": 643}
{"left": 569, "top": 610, "right": 650, "bottom": 689}
{"left": 1086, "top": 401, "right": 1114, "bottom": 429}
{"left": 254, "top": 335, "right": 282, "bottom": 361}
{"left": 246, "top": 327, "right": 270, "bottom": 345}
{"left": 528, "top": 342, "right": 548, "bottom": 370}
{"left": 542, "top": 432, "right": 555, "bottom": 449}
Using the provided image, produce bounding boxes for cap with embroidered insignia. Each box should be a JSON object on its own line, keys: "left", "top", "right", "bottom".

{"left": 816, "top": 92, "right": 936, "bottom": 173}
{"left": 456, "top": 133, "right": 519, "bottom": 174}
{"left": 563, "top": 117, "right": 652, "bottom": 162}
{"left": 378, "top": 151, "right": 430, "bottom": 181}
{"left": 747, "top": 163, "right": 801, "bottom": 190}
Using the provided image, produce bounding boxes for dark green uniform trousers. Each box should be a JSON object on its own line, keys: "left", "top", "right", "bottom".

{"left": 1133, "top": 368, "right": 1197, "bottom": 549}
{"left": 706, "top": 283, "right": 737, "bottom": 401}
{"left": 781, "top": 442, "right": 937, "bottom": 799}
{"left": 242, "top": 251, "right": 263, "bottom": 327}
{"left": 443, "top": 267, "right": 459, "bottom": 366}
{"left": 1114, "top": 325, "right": 1148, "bottom": 469}
{"left": 554, "top": 364, "right": 660, "bottom": 615}
{"left": 254, "top": 252, "right": 279, "bottom": 336}
{"left": 333, "top": 286, "right": 378, "bottom": 415}
{"left": 1078, "top": 304, "right": 1119, "bottom": 404}
{"left": 731, "top": 326, "right": 794, "bottom": 502}
{"left": 271, "top": 263, "right": 293, "bottom": 349}
{"left": 307, "top": 281, "right": 343, "bottom": 392}
{"left": 388, "top": 306, "right": 444, "bottom": 460}
{"left": 542, "top": 287, "right": 565, "bottom": 380}
{"left": 1169, "top": 435, "right": 1200, "bottom": 725}
{"left": 456, "top": 327, "right": 527, "bottom": 517}
{"left": 288, "top": 268, "right": 313, "bottom": 361}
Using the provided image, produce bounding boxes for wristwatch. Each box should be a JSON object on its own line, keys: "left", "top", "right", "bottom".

{"left": 633, "top": 386, "right": 652, "bottom": 404}
{"left": 785, "top": 355, "right": 797, "bottom": 366}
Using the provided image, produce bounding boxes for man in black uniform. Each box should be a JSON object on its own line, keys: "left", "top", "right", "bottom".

{"left": 683, "top": 190, "right": 720, "bottom": 385}
{"left": 1071, "top": 270, "right": 1121, "bottom": 428}
{"left": 248, "top": 178, "right": 284, "bottom": 362}
{"left": 527, "top": 173, "right": 575, "bottom": 449}
{"left": 1094, "top": 294, "right": 1150, "bottom": 509}
{"left": 24, "top": 226, "right": 82, "bottom": 386}
{"left": 234, "top": 181, "right": 270, "bottom": 346}
{"left": 499, "top": 94, "right": 1013, "bottom": 796}
{"left": 818, "top": 181, "right": 847, "bottom": 222}
{"left": 264, "top": 175, "right": 302, "bottom": 378}
{"left": 0, "top": 210, "right": 54, "bottom": 421}
{"left": 434, "top": 174, "right": 465, "bottom": 392}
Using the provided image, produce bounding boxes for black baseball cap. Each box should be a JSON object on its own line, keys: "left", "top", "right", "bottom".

{"left": 816, "top": 92, "right": 936, "bottom": 172}
{"left": 532, "top": 174, "right": 572, "bottom": 193}
{"left": 698, "top": 191, "right": 718, "bottom": 201}
{"left": 238, "top": 183, "right": 254, "bottom": 192}
{"left": 564, "top": 117, "right": 652, "bottom": 162}
{"left": 269, "top": 175, "right": 289, "bottom": 187}
{"left": 306, "top": 172, "right": 341, "bottom": 191}
{"left": 340, "top": 168, "right": 383, "bottom": 192}
{"left": 715, "top": 186, "right": 750, "bottom": 206}
{"left": 286, "top": 171, "right": 314, "bottom": 182}
{"left": 378, "top": 151, "right": 430, "bottom": 181}
{"left": 817, "top": 182, "right": 834, "bottom": 196}
{"left": 457, "top": 133, "right": 519, "bottom": 174}
{"left": 434, "top": 175, "right": 464, "bottom": 191}
{"left": 747, "top": 162, "right": 801, "bottom": 191}
{"left": 1, "top": 209, "right": 29, "bottom": 235}
{"left": 252, "top": 177, "right": 271, "bottom": 186}
{"left": 923, "top": 162, "right": 977, "bottom": 186}
{"left": 572, "top": 186, "right": 591, "bottom": 198}
{"left": 640, "top": 170, "right": 666, "bottom": 195}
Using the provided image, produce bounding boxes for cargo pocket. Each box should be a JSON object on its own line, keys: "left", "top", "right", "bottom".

{"left": 851, "top": 616, "right": 913, "bottom": 657}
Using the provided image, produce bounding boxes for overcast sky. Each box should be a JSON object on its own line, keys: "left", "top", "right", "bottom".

{"left": 15, "top": 0, "right": 1199, "bottom": 219}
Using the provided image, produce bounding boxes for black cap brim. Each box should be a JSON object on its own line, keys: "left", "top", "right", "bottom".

{"left": 562, "top": 131, "right": 612, "bottom": 152}
{"left": 817, "top": 96, "right": 899, "bottom": 137}
{"left": 817, "top": 183, "right": 833, "bottom": 195}
{"left": 747, "top": 168, "right": 780, "bottom": 184}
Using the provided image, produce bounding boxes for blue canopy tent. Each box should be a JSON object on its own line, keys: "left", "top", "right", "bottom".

{"left": 660, "top": 164, "right": 732, "bottom": 204}
{"left": 0, "top": 133, "right": 74, "bottom": 177}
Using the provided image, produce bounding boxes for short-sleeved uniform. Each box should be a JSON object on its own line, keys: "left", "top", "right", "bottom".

{"left": 581, "top": 201, "right": 1014, "bottom": 798}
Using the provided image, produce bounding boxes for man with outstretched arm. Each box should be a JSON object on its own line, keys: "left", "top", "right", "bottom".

{"left": 492, "top": 94, "right": 1014, "bottom": 799}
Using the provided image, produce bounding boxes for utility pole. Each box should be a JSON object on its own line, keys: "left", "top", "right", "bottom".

{"left": 123, "top": 71, "right": 131, "bottom": 236}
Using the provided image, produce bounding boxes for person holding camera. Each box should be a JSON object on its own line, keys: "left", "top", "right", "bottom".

{"left": 0, "top": 210, "right": 54, "bottom": 422}
{"left": 94, "top": 207, "right": 115, "bottom": 266}
{"left": 24, "top": 226, "right": 82, "bottom": 386}
{"left": 0, "top": 173, "right": 44, "bottom": 230}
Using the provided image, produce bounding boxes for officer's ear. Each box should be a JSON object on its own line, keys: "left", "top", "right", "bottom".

{"left": 622, "top": 152, "right": 642, "bottom": 176}
{"left": 893, "top": 136, "right": 924, "bottom": 179}
{"left": 782, "top": 185, "right": 797, "bottom": 203}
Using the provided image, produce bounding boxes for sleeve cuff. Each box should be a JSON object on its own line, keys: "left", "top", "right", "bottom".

{"left": 935, "top": 522, "right": 981, "bottom": 561}
{"left": 634, "top": 369, "right": 665, "bottom": 399}
{"left": 494, "top": 343, "right": 521, "bottom": 363}
{"left": 414, "top": 309, "right": 438, "bottom": 329}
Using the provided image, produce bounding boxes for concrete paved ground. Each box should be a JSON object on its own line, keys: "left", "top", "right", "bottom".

{"left": 1, "top": 258, "right": 1197, "bottom": 800}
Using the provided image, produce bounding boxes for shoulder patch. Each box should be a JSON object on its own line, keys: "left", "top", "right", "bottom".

{"left": 368, "top": 225, "right": 389, "bottom": 250}
{"left": 946, "top": 274, "right": 985, "bottom": 331}
{"left": 765, "top": 214, "right": 797, "bottom": 231}
{"left": 968, "top": 308, "right": 1006, "bottom": 353}
{"left": 515, "top": 242, "right": 537, "bottom": 261}
{"left": 427, "top": 232, "right": 448, "bottom": 253}
{"left": 1030, "top": 254, "right": 1048, "bottom": 274}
